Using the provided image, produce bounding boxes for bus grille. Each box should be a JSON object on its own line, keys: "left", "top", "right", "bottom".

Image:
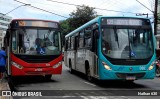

{"left": 116, "top": 73, "right": 145, "bottom": 79}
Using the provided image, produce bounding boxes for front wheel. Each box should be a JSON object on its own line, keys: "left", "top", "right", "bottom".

{"left": 86, "top": 68, "right": 93, "bottom": 82}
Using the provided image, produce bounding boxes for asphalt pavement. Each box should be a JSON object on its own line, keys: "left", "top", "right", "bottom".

{"left": 1, "top": 62, "right": 160, "bottom": 99}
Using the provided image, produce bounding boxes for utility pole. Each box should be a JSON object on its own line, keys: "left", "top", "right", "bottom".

{"left": 154, "top": 0, "right": 158, "bottom": 35}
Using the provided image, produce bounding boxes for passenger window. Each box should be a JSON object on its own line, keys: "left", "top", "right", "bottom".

{"left": 79, "top": 30, "right": 84, "bottom": 48}
{"left": 84, "top": 27, "right": 92, "bottom": 47}
{"left": 71, "top": 36, "right": 74, "bottom": 49}
{"left": 65, "top": 39, "right": 68, "bottom": 51}
{"left": 68, "top": 37, "right": 71, "bottom": 49}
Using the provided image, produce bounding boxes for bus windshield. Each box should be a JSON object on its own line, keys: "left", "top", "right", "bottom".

{"left": 102, "top": 27, "right": 153, "bottom": 59}
{"left": 12, "top": 29, "right": 61, "bottom": 55}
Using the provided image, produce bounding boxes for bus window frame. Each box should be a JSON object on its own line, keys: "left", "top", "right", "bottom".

{"left": 78, "top": 30, "right": 85, "bottom": 49}
{"left": 65, "top": 38, "right": 68, "bottom": 51}
{"left": 67, "top": 37, "right": 71, "bottom": 50}
{"left": 70, "top": 36, "right": 75, "bottom": 50}
{"left": 84, "top": 26, "right": 92, "bottom": 48}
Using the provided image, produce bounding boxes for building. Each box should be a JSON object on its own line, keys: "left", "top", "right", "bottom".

{"left": 0, "top": 13, "right": 12, "bottom": 48}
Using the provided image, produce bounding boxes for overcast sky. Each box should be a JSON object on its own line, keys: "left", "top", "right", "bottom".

{"left": 0, "top": 0, "right": 155, "bottom": 21}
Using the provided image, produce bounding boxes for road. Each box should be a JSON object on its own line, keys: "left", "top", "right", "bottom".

{"left": 9, "top": 63, "right": 160, "bottom": 99}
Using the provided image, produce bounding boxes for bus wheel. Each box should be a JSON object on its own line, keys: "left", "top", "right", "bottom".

{"left": 86, "top": 68, "right": 93, "bottom": 82}
{"left": 45, "top": 75, "right": 52, "bottom": 79}
{"left": 69, "top": 60, "right": 73, "bottom": 74}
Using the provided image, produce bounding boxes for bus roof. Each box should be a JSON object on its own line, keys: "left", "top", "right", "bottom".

{"left": 11, "top": 18, "right": 59, "bottom": 23}
{"left": 65, "top": 16, "right": 150, "bottom": 38}
{"left": 65, "top": 17, "right": 99, "bottom": 38}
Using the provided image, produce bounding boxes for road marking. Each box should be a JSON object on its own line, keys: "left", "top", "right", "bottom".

{"left": 81, "top": 80, "right": 96, "bottom": 87}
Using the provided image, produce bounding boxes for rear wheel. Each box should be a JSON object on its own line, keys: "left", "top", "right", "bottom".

{"left": 86, "top": 67, "right": 93, "bottom": 82}
{"left": 69, "top": 60, "right": 73, "bottom": 74}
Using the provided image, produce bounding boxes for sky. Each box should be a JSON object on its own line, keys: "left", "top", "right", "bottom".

{"left": 0, "top": 0, "right": 155, "bottom": 22}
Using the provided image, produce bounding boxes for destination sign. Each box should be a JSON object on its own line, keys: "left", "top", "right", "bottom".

{"left": 101, "top": 18, "right": 144, "bottom": 26}
{"left": 18, "top": 20, "right": 58, "bottom": 28}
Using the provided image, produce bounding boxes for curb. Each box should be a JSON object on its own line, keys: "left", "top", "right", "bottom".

{"left": 0, "top": 78, "right": 13, "bottom": 99}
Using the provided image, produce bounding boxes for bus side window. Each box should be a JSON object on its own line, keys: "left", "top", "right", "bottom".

{"left": 84, "top": 27, "right": 92, "bottom": 47}
{"left": 92, "top": 29, "right": 99, "bottom": 53}
{"left": 74, "top": 36, "right": 78, "bottom": 50}
{"left": 65, "top": 39, "right": 68, "bottom": 51}
{"left": 68, "top": 37, "right": 71, "bottom": 50}
{"left": 71, "top": 36, "right": 74, "bottom": 50}
{"left": 79, "top": 30, "right": 84, "bottom": 48}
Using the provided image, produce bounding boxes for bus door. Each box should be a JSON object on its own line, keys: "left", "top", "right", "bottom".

{"left": 73, "top": 36, "right": 78, "bottom": 70}
{"left": 70, "top": 36, "right": 76, "bottom": 70}
{"left": 64, "top": 39, "right": 68, "bottom": 66}
{"left": 76, "top": 31, "right": 85, "bottom": 73}
{"left": 5, "top": 30, "right": 11, "bottom": 75}
{"left": 92, "top": 29, "right": 99, "bottom": 77}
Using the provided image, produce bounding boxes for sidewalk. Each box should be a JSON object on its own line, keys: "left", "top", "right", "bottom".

{"left": 0, "top": 78, "right": 13, "bottom": 99}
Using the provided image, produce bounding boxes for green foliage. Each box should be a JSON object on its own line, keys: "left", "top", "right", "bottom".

{"left": 59, "top": 19, "right": 70, "bottom": 45}
{"left": 59, "top": 5, "right": 98, "bottom": 45}
{"left": 69, "top": 5, "right": 98, "bottom": 31}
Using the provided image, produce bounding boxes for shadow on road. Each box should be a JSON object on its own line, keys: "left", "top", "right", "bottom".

{"left": 8, "top": 75, "right": 58, "bottom": 91}
{"left": 69, "top": 70, "right": 147, "bottom": 89}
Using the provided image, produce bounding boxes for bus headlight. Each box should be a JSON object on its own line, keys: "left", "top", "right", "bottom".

{"left": 53, "top": 62, "right": 62, "bottom": 68}
{"left": 11, "top": 61, "right": 23, "bottom": 69}
{"left": 102, "top": 61, "right": 112, "bottom": 70}
{"left": 148, "top": 62, "right": 155, "bottom": 70}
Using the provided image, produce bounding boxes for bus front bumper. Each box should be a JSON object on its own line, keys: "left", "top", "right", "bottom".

{"left": 11, "top": 65, "right": 62, "bottom": 76}
{"left": 99, "top": 70, "right": 155, "bottom": 80}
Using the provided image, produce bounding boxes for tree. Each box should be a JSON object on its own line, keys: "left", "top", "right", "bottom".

{"left": 59, "top": 19, "right": 70, "bottom": 45}
{"left": 69, "top": 5, "right": 98, "bottom": 31}
{"left": 59, "top": 5, "right": 98, "bottom": 45}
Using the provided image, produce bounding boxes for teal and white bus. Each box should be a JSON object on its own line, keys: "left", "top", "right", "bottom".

{"left": 64, "top": 16, "right": 156, "bottom": 81}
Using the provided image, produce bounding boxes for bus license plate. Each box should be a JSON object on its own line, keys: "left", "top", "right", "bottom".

{"left": 126, "top": 76, "right": 136, "bottom": 80}
{"left": 35, "top": 68, "right": 42, "bottom": 71}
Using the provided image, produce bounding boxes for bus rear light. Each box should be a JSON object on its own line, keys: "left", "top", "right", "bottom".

{"left": 102, "top": 61, "right": 112, "bottom": 70}
{"left": 53, "top": 62, "right": 62, "bottom": 68}
{"left": 11, "top": 61, "right": 23, "bottom": 69}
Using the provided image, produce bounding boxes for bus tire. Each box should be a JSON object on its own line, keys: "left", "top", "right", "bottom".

{"left": 69, "top": 60, "right": 73, "bottom": 74}
{"left": 85, "top": 62, "right": 93, "bottom": 82}
{"left": 45, "top": 75, "right": 52, "bottom": 79}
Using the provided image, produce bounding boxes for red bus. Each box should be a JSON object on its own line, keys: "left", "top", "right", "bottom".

{"left": 4, "top": 19, "right": 62, "bottom": 79}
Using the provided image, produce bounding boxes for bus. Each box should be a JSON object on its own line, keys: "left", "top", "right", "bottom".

{"left": 64, "top": 16, "right": 156, "bottom": 81}
{"left": 4, "top": 19, "right": 62, "bottom": 79}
